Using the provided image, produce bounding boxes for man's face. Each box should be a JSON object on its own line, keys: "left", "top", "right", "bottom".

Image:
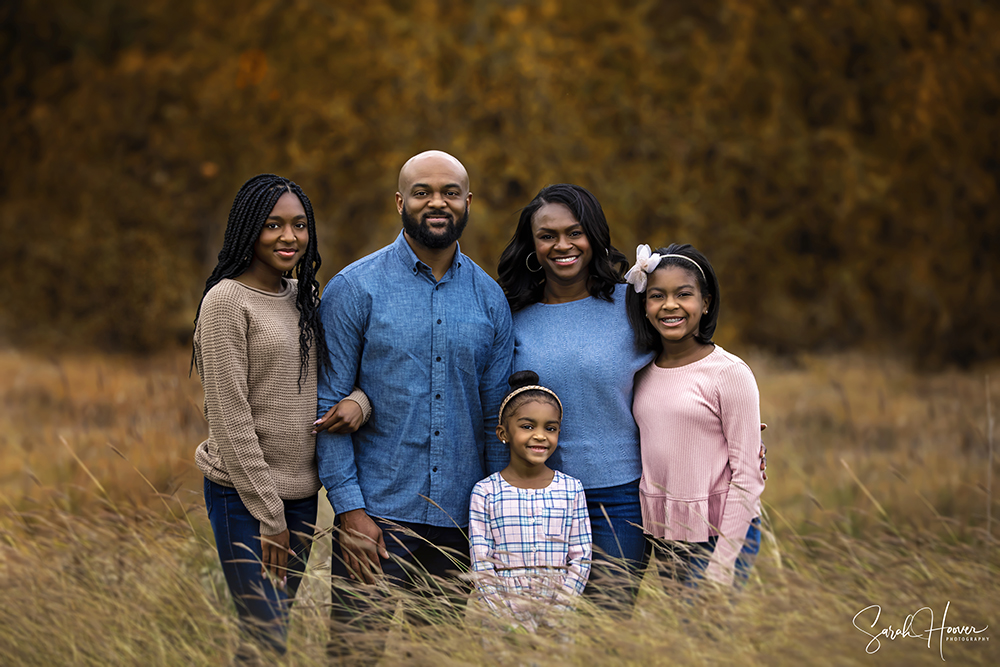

{"left": 395, "top": 155, "right": 472, "bottom": 250}
{"left": 401, "top": 202, "right": 469, "bottom": 250}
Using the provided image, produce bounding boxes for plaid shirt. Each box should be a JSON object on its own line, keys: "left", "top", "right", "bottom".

{"left": 469, "top": 470, "right": 592, "bottom": 617}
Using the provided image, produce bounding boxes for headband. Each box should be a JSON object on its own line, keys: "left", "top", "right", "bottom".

{"left": 498, "top": 385, "right": 564, "bottom": 422}
{"left": 623, "top": 244, "right": 706, "bottom": 293}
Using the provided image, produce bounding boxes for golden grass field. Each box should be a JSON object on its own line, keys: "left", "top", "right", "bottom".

{"left": 0, "top": 348, "right": 997, "bottom": 665}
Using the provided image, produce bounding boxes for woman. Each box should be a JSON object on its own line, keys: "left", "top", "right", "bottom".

{"left": 497, "top": 184, "right": 653, "bottom": 603}
{"left": 192, "top": 174, "right": 370, "bottom": 659}
{"left": 498, "top": 184, "right": 765, "bottom": 604}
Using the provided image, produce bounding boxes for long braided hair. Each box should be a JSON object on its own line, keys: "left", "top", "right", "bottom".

{"left": 191, "top": 174, "right": 328, "bottom": 390}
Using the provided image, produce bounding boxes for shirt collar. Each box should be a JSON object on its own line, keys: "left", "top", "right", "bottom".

{"left": 391, "top": 230, "right": 465, "bottom": 279}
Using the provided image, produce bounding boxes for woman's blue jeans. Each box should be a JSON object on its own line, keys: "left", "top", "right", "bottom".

{"left": 204, "top": 478, "right": 317, "bottom": 655}
{"left": 583, "top": 478, "right": 652, "bottom": 607}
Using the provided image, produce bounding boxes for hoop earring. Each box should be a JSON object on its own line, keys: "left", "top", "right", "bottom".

{"left": 525, "top": 252, "right": 543, "bottom": 273}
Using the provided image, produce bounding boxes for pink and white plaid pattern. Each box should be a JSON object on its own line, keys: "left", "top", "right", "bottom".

{"left": 469, "top": 470, "right": 592, "bottom": 625}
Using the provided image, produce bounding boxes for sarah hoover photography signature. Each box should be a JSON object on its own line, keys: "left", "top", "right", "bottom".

{"left": 853, "top": 601, "right": 989, "bottom": 661}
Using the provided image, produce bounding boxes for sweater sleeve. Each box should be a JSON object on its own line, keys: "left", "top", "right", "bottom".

{"left": 198, "top": 288, "right": 286, "bottom": 536}
{"left": 344, "top": 386, "right": 373, "bottom": 424}
{"left": 705, "top": 362, "right": 765, "bottom": 585}
{"left": 560, "top": 478, "right": 593, "bottom": 599}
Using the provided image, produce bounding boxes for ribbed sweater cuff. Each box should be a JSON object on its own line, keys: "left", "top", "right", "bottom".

{"left": 260, "top": 512, "right": 288, "bottom": 537}
{"left": 345, "top": 387, "right": 372, "bottom": 424}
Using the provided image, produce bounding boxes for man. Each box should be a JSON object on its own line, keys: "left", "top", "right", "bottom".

{"left": 316, "top": 150, "right": 514, "bottom": 639}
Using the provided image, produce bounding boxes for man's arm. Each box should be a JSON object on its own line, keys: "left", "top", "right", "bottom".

{"left": 316, "top": 274, "right": 368, "bottom": 515}
{"left": 481, "top": 299, "right": 515, "bottom": 475}
{"left": 317, "top": 274, "right": 390, "bottom": 583}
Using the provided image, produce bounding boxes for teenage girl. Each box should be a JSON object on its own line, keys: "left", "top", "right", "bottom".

{"left": 192, "top": 174, "right": 371, "bottom": 657}
{"left": 625, "top": 243, "right": 766, "bottom": 586}
{"left": 469, "top": 371, "right": 592, "bottom": 631}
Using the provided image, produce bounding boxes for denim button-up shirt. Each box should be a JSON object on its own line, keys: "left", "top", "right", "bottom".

{"left": 317, "top": 231, "right": 514, "bottom": 528}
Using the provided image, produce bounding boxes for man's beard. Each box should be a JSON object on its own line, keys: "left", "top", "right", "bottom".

{"left": 401, "top": 204, "right": 469, "bottom": 250}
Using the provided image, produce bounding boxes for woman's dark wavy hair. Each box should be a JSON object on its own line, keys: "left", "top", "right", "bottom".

{"left": 497, "top": 184, "right": 628, "bottom": 312}
{"left": 191, "top": 174, "right": 328, "bottom": 390}
{"left": 625, "top": 243, "right": 720, "bottom": 352}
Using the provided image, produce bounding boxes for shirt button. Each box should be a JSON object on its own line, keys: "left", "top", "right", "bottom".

{"left": 437, "top": 319, "right": 442, "bottom": 324}
{"left": 432, "top": 466, "right": 438, "bottom": 472}
{"left": 436, "top": 356, "right": 441, "bottom": 362}
{"left": 435, "top": 394, "right": 441, "bottom": 399}
{"left": 434, "top": 430, "right": 440, "bottom": 436}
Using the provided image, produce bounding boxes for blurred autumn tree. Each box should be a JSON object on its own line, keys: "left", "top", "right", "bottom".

{"left": 1, "top": 0, "right": 997, "bottom": 365}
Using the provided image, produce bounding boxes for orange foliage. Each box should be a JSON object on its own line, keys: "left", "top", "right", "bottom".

{"left": 0, "top": 0, "right": 997, "bottom": 365}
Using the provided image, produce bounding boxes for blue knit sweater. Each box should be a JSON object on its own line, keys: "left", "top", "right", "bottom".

{"left": 509, "top": 283, "right": 655, "bottom": 489}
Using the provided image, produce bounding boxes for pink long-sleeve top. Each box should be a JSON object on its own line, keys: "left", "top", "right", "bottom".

{"left": 632, "top": 345, "right": 765, "bottom": 585}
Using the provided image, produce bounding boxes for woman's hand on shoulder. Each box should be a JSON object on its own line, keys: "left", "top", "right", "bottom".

{"left": 313, "top": 398, "right": 366, "bottom": 435}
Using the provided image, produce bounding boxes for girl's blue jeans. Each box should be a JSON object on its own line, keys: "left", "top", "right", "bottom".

{"left": 204, "top": 478, "right": 317, "bottom": 656}
{"left": 651, "top": 517, "right": 761, "bottom": 587}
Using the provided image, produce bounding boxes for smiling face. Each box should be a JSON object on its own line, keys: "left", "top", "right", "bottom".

{"left": 530, "top": 202, "right": 594, "bottom": 293}
{"left": 644, "top": 265, "right": 712, "bottom": 347}
{"left": 395, "top": 152, "right": 472, "bottom": 250}
{"left": 249, "top": 190, "right": 309, "bottom": 278}
{"left": 497, "top": 399, "right": 561, "bottom": 470}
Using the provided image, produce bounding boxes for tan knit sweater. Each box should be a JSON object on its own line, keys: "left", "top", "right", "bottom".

{"left": 194, "top": 278, "right": 371, "bottom": 536}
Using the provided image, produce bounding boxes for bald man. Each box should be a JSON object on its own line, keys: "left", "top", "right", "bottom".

{"left": 316, "top": 151, "right": 514, "bottom": 643}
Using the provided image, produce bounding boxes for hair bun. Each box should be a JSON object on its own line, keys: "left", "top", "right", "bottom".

{"left": 508, "top": 370, "right": 540, "bottom": 389}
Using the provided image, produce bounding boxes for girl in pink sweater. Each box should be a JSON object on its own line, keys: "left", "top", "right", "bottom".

{"left": 624, "top": 243, "right": 765, "bottom": 587}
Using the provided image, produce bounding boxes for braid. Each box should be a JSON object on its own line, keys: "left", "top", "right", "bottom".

{"left": 288, "top": 182, "right": 330, "bottom": 388}
{"left": 191, "top": 174, "right": 329, "bottom": 391}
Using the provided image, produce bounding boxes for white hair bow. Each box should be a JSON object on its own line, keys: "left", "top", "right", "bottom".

{"left": 623, "top": 244, "right": 662, "bottom": 293}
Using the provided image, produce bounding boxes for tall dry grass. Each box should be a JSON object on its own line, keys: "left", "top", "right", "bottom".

{"left": 1, "top": 348, "right": 997, "bottom": 665}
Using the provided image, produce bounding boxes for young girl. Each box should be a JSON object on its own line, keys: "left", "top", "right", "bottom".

{"left": 625, "top": 243, "right": 765, "bottom": 587}
{"left": 469, "top": 371, "right": 592, "bottom": 631}
{"left": 192, "top": 174, "right": 371, "bottom": 658}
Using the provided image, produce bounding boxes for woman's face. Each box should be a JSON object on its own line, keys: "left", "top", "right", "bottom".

{"left": 530, "top": 202, "right": 593, "bottom": 290}
{"left": 250, "top": 191, "right": 309, "bottom": 276}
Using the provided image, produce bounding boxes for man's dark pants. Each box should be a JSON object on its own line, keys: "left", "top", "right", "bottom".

{"left": 326, "top": 517, "right": 470, "bottom": 657}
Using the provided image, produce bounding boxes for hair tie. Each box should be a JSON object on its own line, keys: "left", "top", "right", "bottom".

{"left": 624, "top": 244, "right": 706, "bottom": 293}
{"left": 498, "top": 385, "right": 563, "bottom": 422}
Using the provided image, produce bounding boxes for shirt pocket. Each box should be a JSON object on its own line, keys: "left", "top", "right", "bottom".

{"left": 541, "top": 498, "right": 569, "bottom": 537}
{"left": 454, "top": 320, "right": 494, "bottom": 377}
